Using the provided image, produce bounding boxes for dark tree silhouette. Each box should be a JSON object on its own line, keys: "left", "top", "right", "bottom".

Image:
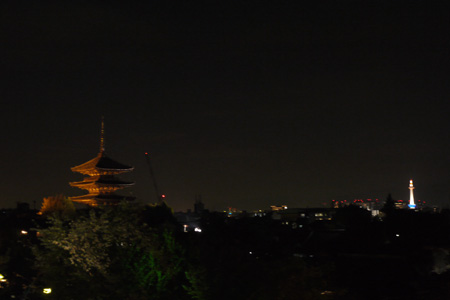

{"left": 381, "top": 193, "right": 396, "bottom": 216}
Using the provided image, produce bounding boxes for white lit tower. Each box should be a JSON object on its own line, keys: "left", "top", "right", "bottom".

{"left": 408, "top": 179, "right": 416, "bottom": 209}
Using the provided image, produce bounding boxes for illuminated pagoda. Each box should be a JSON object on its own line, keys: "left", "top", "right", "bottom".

{"left": 69, "top": 120, "right": 135, "bottom": 206}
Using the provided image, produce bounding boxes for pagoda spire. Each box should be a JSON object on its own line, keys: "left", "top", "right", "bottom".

{"left": 69, "top": 119, "right": 135, "bottom": 206}
{"left": 100, "top": 116, "right": 105, "bottom": 153}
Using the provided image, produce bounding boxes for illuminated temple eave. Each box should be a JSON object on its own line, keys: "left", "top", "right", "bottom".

{"left": 70, "top": 194, "right": 136, "bottom": 206}
{"left": 70, "top": 187, "right": 133, "bottom": 194}
{"left": 71, "top": 167, "right": 134, "bottom": 176}
{"left": 71, "top": 153, "right": 134, "bottom": 175}
{"left": 70, "top": 154, "right": 102, "bottom": 172}
{"left": 69, "top": 181, "right": 135, "bottom": 187}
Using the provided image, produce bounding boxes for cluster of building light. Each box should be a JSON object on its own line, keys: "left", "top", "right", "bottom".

{"left": 331, "top": 180, "right": 421, "bottom": 212}
{"left": 183, "top": 224, "right": 202, "bottom": 233}
{"left": 270, "top": 205, "right": 288, "bottom": 211}
{"left": 1, "top": 273, "right": 52, "bottom": 295}
{"left": 0, "top": 273, "right": 8, "bottom": 291}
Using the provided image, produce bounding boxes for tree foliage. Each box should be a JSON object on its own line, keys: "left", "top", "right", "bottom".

{"left": 381, "top": 193, "right": 396, "bottom": 216}
{"left": 38, "top": 194, "right": 75, "bottom": 218}
{"left": 34, "top": 203, "right": 204, "bottom": 300}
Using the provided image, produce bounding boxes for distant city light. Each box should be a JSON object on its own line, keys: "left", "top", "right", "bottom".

{"left": 321, "top": 291, "right": 334, "bottom": 295}
{"left": 161, "top": 194, "right": 166, "bottom": 198}
{"left": 194, "top": 227, "right": 202, "bottom": 233}
{"left": 43, "top": 288, "right": 52, "bottom": 294}
{"left": 270, "top": 205, "right": 288, "bottom": 211}
{"left": 20, "top": 230, "right": 28, "bottom": 235}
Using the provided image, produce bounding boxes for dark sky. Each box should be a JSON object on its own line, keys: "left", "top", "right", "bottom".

{"left": 1, "top": 0, "right": 450, "bottom": 211}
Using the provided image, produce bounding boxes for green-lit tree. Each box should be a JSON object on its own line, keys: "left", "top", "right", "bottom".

{"left": 33, "top": 203, "right": 205, "bottom": 300}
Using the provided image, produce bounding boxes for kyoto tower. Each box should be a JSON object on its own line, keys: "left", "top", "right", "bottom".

{"left": 408, "top": 179, "right": 416, "bottom": 209}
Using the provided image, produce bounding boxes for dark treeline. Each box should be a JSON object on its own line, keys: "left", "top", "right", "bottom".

{"left": 1, "top": 200, "right": 450, "bottom": 299}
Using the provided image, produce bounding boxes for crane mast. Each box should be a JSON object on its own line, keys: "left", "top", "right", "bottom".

{"left": 144, "top": 152, "right": 164, "bottom": 203}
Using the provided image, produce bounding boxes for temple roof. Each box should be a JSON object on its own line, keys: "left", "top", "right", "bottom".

{"left": 70, "top": 193, "right": 135, "bottom": 206}
{"left": 69, "top": 119, "right": 136, "bottom": 206}
{"left": 70, "top": 176, "right": 135, "bottom": 187}
{"left": 71, "top": 152, "right": 134, "bottom": 175}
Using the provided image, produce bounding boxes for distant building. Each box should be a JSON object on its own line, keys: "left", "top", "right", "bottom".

{"left": 227, "top": 207, "right": 241, "bottom": 217}
{"left": 395, "top": 199, "right": 408, "bottom": 209}
{"left": 270, "top": 205, "right": 288, "bottom": 211}
{"left": 252, "top": 210, "right": 267, "bottom": 217}
{"left": 69, "top": 120, "right": 135, "bottom": 206}
{"left": 332, "top": 198, "right": 382, "bottom": 216}
{"left": 174, "top": 211, "right": 202, "bottom": 232}
{"left": 395, "top": 199, "right": 427, "bottom": 210}
{"left": 194, "top": 195, "right": 205, "bottom": 214}
{"left": 174, "top": 196, "right": 208, "bottom": 232}
{"left": 272, "top": 208, "right": 334, "bottom": 229}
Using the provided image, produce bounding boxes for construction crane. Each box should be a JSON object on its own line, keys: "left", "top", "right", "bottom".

{"left": 144, "top": 152, "right": 165, "bottom": 203}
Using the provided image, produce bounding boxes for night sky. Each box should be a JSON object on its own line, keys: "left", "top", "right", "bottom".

{"left": 2, "top": 0, "right": 450, "bottom": 211}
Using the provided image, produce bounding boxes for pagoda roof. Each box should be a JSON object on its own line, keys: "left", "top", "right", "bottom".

{"left": 71, "top": 152, "right": 134, "bottom": 175}
{"left": 70, "top": 193, "right": 135, "bottom": 206}
{"left": 70, "top": 176, "right": 135, "bottom": 187}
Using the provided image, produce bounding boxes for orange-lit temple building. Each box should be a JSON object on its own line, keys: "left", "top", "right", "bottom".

{"left": 69, "top": 121, "right": 135, "bottom": 206}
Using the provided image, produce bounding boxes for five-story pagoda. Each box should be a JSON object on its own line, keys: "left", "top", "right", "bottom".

{"left": 70, "top": 120, "right": 135, "bottom": 206}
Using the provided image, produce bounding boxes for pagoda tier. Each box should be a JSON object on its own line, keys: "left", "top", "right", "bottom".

{"left": 69, "top": 193, "right": 135, "bottom": 206}
{"left": 71, "top": 152, "right": 134, "bottom": 176}
{"left": 70, "top": 151, "right": 135, "bottom": 206}
{"left": 70, "top": 175, "right": 134, "bottom": 192}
